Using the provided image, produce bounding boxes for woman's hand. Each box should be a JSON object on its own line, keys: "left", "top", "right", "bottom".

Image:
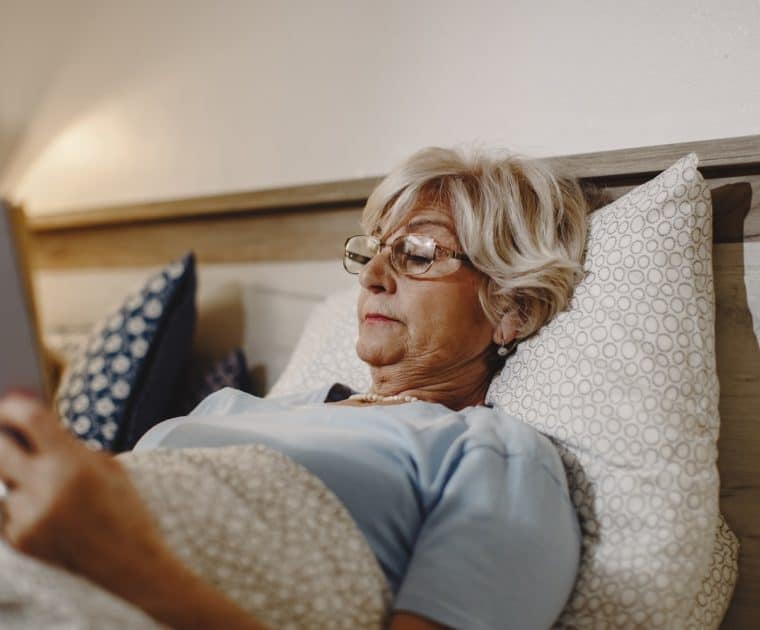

{"left": 0, "top": 391, "right": 271, "bottom": 629}
{"left": 0, "top": 391, "right": 168, "bottom": 587}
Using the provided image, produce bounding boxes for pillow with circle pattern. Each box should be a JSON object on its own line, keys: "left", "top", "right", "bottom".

{"left": 485, "top": 153, "right": 738, "bottom": 628}
{"left": 55, "top": 253, "right": 196, "bottom": 453}
{"left": 267, "top": 153, "right": 738, "bottom": 628}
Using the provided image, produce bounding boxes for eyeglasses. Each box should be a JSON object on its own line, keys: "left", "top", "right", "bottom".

{"left": 343, "top": 233, "right": 471, "bottom": 277}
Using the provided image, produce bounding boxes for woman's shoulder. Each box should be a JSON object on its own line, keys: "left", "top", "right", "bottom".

{"left": 461, "top": 404, "right": 567, "bottom": 477}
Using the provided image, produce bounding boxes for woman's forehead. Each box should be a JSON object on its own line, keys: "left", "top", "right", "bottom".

{"left": 376, "top": 204, "right": 456, "bottom": 239}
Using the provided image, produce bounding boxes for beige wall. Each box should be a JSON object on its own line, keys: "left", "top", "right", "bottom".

{"left": 37, "top": 260, "right": 357, "bottom": 393}
{"left": 3, "top": 0, "right": 760, "bottom": 215}
{"left": 9, "top": 1, "right": 760, "bottom": 390}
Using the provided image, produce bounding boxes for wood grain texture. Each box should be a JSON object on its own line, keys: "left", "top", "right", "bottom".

{"left": 545, "top": 134, "right": 760, "bottom": 180}
{"left": 26, "top": 179, "right": 380, "bottom": 232}
{"left": 713, "top": 241, "right": 760, "bottom": 628}
{"left": 26, "top": 180, "right": 757, "bottom": 270}
{"left": 720, "top": 535, "right": 760, "bottom": 628}
{"left": 28, "top": 206, "right": 365, "bottom": 269}
{"left": 23, "top": 135, "right": 760, "bottom": 233}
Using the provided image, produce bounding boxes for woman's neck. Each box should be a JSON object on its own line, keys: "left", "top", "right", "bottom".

{"left": 368, "top": 358, "right": 492, "bottom": 410}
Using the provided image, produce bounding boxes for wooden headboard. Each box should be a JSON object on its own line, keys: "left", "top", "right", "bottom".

{"left": 21, "top": 135, "right": 760, "bottom": 628}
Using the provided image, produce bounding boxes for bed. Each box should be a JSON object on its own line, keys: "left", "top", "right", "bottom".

{"left": 16, "top": 134, "right": 760, "bottom": 628}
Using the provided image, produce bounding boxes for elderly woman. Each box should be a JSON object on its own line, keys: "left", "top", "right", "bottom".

{"left": 0, "top": 146, "right": 588, "bottom": 629}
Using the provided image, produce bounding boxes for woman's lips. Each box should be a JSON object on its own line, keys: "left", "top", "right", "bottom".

{"left": 364, "top": 313, "right": 399, "bottom": 323}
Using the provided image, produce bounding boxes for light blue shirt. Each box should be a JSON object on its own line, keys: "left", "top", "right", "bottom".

{"left": 135, "top": 386, "right": 580, "bottom": 630}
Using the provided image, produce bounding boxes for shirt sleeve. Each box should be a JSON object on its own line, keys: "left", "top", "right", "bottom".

{"left": 392, "top": 444, "right": 580, "bottom": 630}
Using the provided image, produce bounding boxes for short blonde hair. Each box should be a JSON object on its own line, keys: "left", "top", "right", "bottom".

{"left": 361, "top": 146, "right": 589, "bottom": 341}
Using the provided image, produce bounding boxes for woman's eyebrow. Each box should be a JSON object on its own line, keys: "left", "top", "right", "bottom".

{"left": 405, "top": 217, "right": 455, "bottom": 232}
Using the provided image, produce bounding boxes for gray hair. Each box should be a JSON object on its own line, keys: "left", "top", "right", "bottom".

{"left": 361, "top": 146, "right": 589, "bottom": 341}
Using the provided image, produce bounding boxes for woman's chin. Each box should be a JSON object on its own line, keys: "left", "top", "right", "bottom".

{"left": 356, "top": 339, "right": 404, "bottom": 368}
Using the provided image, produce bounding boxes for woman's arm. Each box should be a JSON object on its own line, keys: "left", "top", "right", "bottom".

{"left": 0, "top": 392, "right": 268, "bottom": 629}
{"left": 101, "top": 543, "right": 269, "bottom": 630}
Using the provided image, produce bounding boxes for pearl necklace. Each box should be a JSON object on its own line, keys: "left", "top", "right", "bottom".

{"left": 347, "top": 392, "right": 420, "bottom": 404}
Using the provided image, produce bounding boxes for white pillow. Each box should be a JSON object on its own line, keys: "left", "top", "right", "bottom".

{"left": 268, "top": 154, "right": 738, "bottom": 628}
{"left": 268, "top": 287, "right": 370, "bottom": 398}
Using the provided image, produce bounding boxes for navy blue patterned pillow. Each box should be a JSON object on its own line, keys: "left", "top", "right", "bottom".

{"left": 55, "top": 253, "right": 196, "bottom": 452}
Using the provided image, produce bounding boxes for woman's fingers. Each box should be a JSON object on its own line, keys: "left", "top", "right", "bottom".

{"left": 0, "top": 427, "right": 31, "bottom": 485}
{"left": 0, "top": 393, "right": 61, "bottom": 454}
{"left": 0, "top": 485, "right": 58, "bottom": 562}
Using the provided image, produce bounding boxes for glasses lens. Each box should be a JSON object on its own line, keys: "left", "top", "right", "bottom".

{"left": 343, "top": 235, "right": 378, "bottom": 274}
{"left": 392, "top": 235, "right": 436, "bottom": 275}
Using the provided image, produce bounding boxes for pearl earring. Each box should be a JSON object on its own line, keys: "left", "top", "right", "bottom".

{"left": 497, "top": 340, "right": 517, "bottom": 357}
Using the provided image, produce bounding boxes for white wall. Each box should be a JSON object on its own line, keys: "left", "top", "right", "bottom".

{"left": 3, "top": 0, "right": 760, "bottom": 215}
{"left": 0, "top": 0, "right": 94, "bottom": 181}
{"left": 9, "top": 0, "right": 759, "bottom": 391}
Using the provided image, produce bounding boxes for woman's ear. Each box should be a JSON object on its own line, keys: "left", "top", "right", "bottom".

{"left": 492, "top": 311, "right": 520, "bottom": 346}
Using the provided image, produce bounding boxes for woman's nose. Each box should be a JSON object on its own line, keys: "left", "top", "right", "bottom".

{"left": 359, "top": 246, "right": 397, "bottom": 293}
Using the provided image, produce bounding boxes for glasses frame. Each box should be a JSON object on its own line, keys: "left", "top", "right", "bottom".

{"left": 343, "top": 233, "right": 471, "bottom": 277}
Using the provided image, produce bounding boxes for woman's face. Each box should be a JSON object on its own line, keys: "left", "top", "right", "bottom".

{"left": 355, "top": 204, "right": 495, "bottom": 378}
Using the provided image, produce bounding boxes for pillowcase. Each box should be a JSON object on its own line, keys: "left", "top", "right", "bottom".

{"left": 174, "top": 348, "right": 254, "bottom": 416}
{"left": 267, "top": 154, "right": 738, "bottom": 628}
{"left": 268, "top": 289, "right": 370, "bottom": 398}
{"left": 55, "top": 253, "right": 196, "bottom": 452}
{"left": 486, "top": 154, "right": 737, "bottom": 628}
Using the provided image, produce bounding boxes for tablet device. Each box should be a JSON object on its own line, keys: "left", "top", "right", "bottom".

{"left": 0, "top": 200, "right": 51, "bottom": 403}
